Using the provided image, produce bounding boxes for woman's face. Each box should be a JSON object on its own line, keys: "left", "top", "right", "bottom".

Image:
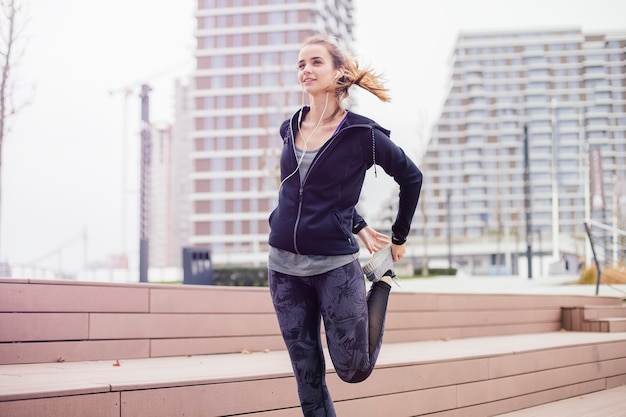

{"left": 297, "top": 44, "right": 336, "bottom": 96}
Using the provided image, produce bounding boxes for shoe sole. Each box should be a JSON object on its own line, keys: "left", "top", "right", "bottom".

{"left": 363, "top": 245, "right": 393, "bottom": 281}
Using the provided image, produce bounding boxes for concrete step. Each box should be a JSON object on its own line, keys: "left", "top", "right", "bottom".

{"left": 584, "top": 317, "right": 626, "bottom": 332}
{"left": 1, "top": 332, "right": 625, "bottom": 417}
{"left": 495, "top": 385, "right": 626, "bottom": 417}
{"left": 562, "top": 304, "right": 626, "bottom": 333}
{"left": 582, "top": 305, "right": 626, "bottom": 332}
{"left": 583, "top": 305, "right": 626, "bottom": 319}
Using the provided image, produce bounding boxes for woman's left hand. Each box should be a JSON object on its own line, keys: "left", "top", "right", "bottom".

{"left": 391, "top": 243, "right": 406, "bottom": 262}
{"left": 356, "top": 226, "right": 391, "bottom": 254}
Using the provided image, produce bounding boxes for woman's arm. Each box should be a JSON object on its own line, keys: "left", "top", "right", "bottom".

{"left": 368, "top": 128, "right": 423, "bottom": 260}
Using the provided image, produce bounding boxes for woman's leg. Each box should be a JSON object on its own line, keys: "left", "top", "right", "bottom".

{"left": 269, "top": 270, "right": 336, "bottom": 417}
{"left": 318, "top": 260, "right": 391, "bottom": 383}
{"left": 366, "top": 279, "right": 392, "bottom": 358}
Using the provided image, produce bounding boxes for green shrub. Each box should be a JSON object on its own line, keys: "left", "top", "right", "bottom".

{"left": 212, "top": 267, "right": 268, "bottom": 287}
{"left": 210, "top": 265, "right": 459, "bottom": 286}
{"left": 413, "top": 267, "right": 457, "bottom": 277}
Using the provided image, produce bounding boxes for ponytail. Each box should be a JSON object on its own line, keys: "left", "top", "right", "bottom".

{"left": 338, "top": 57, "right": 391, "bottom": 103}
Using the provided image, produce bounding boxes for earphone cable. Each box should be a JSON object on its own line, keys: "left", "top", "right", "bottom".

{"left": 277, "top": 92, "right": 330, "bottom": 196}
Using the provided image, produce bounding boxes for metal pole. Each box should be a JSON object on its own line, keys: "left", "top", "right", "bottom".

{"left": 446, "top": 191, "right": 452, "bottom": 271}
{"left": 584, "top": 222, "right": 602, "bottom": 296}
{"left": 613, "top": 175, "right": 620, "bottom": 264}
{"left": 579, "top": 108, "right": 591, "bottom": 267}
{"left": 551, "top": 99, "right": 560, "bottom": 259}
{"left": 537, "top": 229, "right": 543, "bottom": 277}
{"left": 523, "top": 124, "right": 533, "bottom": 279}
{"left": 139, "top": 84, "right": 152, "bottom": 283}
{"left": 121, "top": 88, "right": 130, "bottom": 277}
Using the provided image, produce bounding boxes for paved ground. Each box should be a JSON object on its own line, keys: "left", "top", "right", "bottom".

{"left": 495, "top": 385, "right": 626, "bottom": 417}
{"left": 396, "top": 274, "right": 626, "bottom": 298}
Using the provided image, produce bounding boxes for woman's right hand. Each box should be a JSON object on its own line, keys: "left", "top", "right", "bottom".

{"left": 356, "top": 226, "right": 391, "bottom": 254}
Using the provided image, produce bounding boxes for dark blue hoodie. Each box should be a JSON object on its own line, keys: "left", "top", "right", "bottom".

{"left": 268, "top": 107, "right": 423, "bottom": 256}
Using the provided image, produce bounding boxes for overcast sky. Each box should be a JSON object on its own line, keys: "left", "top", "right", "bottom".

{"left": 3, "top": 0, "right": 626, "bottom": 275}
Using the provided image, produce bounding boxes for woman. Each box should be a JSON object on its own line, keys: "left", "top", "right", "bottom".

{"left": 268, "top": 35, "right": 423, "bottom": 416}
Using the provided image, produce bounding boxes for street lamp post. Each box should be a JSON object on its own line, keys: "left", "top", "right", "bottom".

{"left": 447, "top": 191, "right": 453, "bottom": 271}
{"left": 523, "top": 124, "right": 533, "bottom": 279}
{"left": 550, "top": 99, "right": 560, "bottom": 259}
{"left": 139, "top": 84, "right": 152, "bottom": 283}
{"left": 536, "top": 229, "right": 543, "bottom": 277}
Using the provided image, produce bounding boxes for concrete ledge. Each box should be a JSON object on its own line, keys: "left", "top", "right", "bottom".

{"left": 1, "top": 279, "right": 622, "bottom": 365}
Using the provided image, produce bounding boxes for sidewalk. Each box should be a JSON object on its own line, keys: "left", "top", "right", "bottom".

{"left": 396, "top": 274, "right": 626, "bottom": 298}
{"left": 496, "top": 385, "right": 626, "bottom": 417}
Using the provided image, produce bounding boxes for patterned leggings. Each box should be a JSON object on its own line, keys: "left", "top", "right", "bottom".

{"left": 269, "top": 260, "right": 391, "bottom": 417}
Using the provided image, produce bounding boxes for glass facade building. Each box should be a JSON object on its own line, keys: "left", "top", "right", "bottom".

{"left": 417, "top": 28, "right": 626, "bottom": 272}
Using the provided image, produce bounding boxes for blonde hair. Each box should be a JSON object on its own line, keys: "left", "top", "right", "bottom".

{"left": 301, "top": 35, "right": 391, "bottom": 119}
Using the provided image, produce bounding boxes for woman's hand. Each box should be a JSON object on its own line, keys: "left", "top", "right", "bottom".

{"left": 391, "top": 243, "right": 406, "bottom": 262}
{"left": 356, "top": 226, "right": 390, "bottom": 254}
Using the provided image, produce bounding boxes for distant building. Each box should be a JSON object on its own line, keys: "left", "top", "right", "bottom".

{"left": 170, "top": 80, "right": 194, "bottom": 267}
{"left": 149, "top": 124, "right": 172, "bottom": 268}
{"left": 148, "top": 82, "right": 193, "bottom": 269}
{"left": 415, "top": 28, "right": 626, "bottom": 274}
{"left": 189, "top": 0, "right": 355, "bottom": 265}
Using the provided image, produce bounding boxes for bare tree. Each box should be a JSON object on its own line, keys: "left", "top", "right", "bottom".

{"left": 0, "top": 0, "right": 28, "bottom": 259}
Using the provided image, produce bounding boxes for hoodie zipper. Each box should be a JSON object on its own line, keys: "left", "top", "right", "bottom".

{"left": 291, "top": 132, "right": 339, "bottom": 253}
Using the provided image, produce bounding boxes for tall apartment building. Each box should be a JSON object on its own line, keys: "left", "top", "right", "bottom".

{"left": 169, "top": 80, "right": 194, "bottom": 267}
{"left": 146, "top": 80, "right": 193, "bottom": 270}
{"left": 418, "top": 28, "right": 626, "bottom": 272}
{"left": 149, "top": 125, "right": 173, "bottom": 269}
{"left": 191, "top": 0, "right": 355, "bottom": 265}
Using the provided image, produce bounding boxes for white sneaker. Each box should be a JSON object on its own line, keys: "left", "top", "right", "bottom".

{"left": 362, "top": 245, "right": 395, "bottom": 282}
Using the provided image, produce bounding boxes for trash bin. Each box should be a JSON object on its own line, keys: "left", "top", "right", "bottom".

{"left": 182, "top": 247, "right": 213, "bottom": 285}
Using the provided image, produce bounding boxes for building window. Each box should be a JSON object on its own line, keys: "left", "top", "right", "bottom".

{"left": 216, "top": 15, "right": 228, "bottom": 28}
{"left": 269, "top": 31, "right": 285, "bottom": 45}
{"left": 203, "top": 16, "right": 215, "bottom": 29}
{"left": 528, "top": 81, "right": 550, "bottom": 90}
{"left": 216, "top": 35, "right": 227, "bottom": 48}
{"left": 467, "top": 136, "right": 485, "bottom": 144}
{"left": 245, "top": 33, "right": 257, "bottom": 47}
{"left": 233, "top": 115, "right": 243, "bottom": 129}
{"left": 268, "top": 11, "right": 283, "bottom": 25}
{"left": 212, "top": 55, "right": 226, "bottom": 69}
{"left": 262, "top": 52, "right": 277, "bottom": 66}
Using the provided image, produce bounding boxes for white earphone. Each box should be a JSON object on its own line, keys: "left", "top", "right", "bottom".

{"left": 335, "top": 71, "right": 342, "bottom": 79}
